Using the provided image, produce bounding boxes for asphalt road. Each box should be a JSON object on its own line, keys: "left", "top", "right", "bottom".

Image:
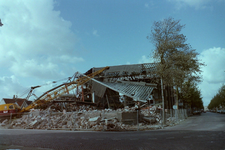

{"left": 165, "top": 111, "right": 225, "bottom": 131}
{"left": 0, "top": 112, "right": 225, "bottom": 150}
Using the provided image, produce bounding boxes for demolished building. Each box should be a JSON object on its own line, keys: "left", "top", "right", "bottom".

{"left": 1, "top": 63, "right": 176, "bottom": 112}
{"left": 1, "top": 63, "right": 186, "bottom": 131}
{"left": 63, "top": 62, "right": 176, "bottom": 110}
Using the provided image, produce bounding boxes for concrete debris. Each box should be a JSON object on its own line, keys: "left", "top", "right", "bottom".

{"left": 0, "top": 105, "right": 185, "bottom": 131}
{"left": 0, "top": 119, "right": 8, "bottom": 126}
{"left": 142, "top": 116, "right": 156, "bottom": 123}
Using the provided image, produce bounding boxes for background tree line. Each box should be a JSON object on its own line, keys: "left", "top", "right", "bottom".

{"left": 208, "top": 85, "right": 225, "bottom": 110}
{"left": 181, "top": 81, "right": 204, "bottom": 109}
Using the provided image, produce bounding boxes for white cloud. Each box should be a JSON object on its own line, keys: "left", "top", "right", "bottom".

{"left": 168, "top": 0, "right": 212, "bottom": 9}
{"left": 0, "top": 0, "right": 84, "bottom": 99}
{"left": 0, "top": 0, "right": 84, "bottom": 80}
{"left": 0, "top": 75, "right": 26, "bottom": 99}
{"left": 10, "top": 59, "right": 60, "bottom": 79}
{"left": 138, "top": 55, "right": 154, "bottom": 64}
{"left": 199, "top": 47, "right": 225, "bottom": 84}
{"left": 198, "top": 47, "right": 225, "bottom": 106}
{"left": 92, "top": 29, "right": 99, "bottom": 37}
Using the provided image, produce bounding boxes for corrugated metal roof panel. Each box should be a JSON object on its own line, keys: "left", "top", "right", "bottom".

{"left": 102, "top": 82, "right": 155, "bottom": 102}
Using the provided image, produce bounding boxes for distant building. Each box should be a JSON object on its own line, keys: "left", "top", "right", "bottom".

{"left": 0, "top": 96, "right": 32, "bottom": 109}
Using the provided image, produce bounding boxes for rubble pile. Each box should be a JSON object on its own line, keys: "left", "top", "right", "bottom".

{"left": 167, "top": 117, "right": 176, "bottom": 124}
{"left": 1, "top": 105, "right": 165, "bottom": 131}
{"left": 0, "top": 119, "right": 8, "bottom": 127}
{"left": 140, "top": 106, "right": 160, "bottom": 123}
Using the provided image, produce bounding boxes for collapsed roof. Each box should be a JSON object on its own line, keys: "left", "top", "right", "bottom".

{"left": 85, "top": 63, "right": 158, "bottom": 103}
{"left": 86, "top": 63, "right": 157, "bottom": 78}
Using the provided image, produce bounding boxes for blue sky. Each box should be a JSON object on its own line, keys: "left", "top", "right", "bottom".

{"left": 0, "top": 0, "right": 224, "bottom": 107}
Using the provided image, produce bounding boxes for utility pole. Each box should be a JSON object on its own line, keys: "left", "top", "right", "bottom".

{"left": 161, "top": 77, "right": 165, "bottom": 128}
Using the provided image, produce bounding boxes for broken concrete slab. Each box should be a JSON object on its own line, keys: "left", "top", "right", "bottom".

{"left": 89, "top": 116, "right": 100, "bottom": 122}
{"left": 142, "top": 116, "right": 156, "bottom": 124}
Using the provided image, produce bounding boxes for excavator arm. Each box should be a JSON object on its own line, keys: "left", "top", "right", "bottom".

{"left": 21, "top": 66, "right": 109, "bottom": 112}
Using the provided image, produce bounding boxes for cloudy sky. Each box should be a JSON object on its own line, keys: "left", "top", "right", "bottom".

{"left": 0, "top": 0, "right": 224, "bottom": 106}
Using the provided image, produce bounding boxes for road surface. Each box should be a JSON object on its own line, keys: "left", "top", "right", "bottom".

{"left": 0, "top": 112, "right": 225, "bottom": 150}
{"left": 165, "top": 111, "right": 225, "bottom": 131}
